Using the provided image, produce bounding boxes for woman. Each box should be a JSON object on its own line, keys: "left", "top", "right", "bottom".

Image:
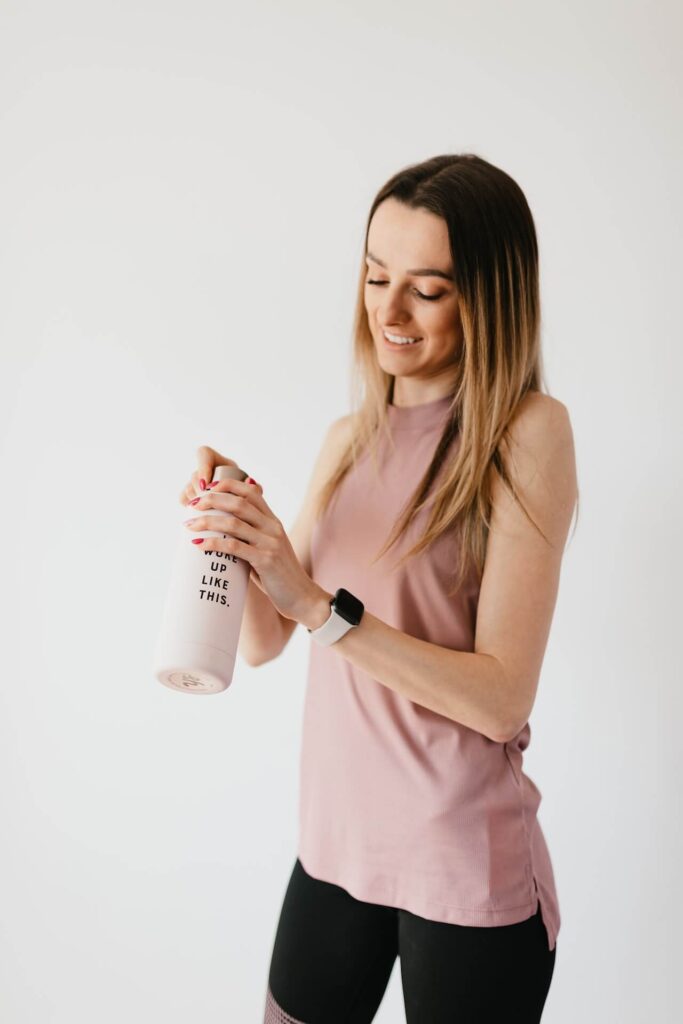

{"left": 180, "top": 153, "right": 579, "bottom": 1023}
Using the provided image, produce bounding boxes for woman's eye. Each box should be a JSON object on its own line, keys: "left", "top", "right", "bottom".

{"left": 365, "top": 279, "right": 443, "bottom": 302}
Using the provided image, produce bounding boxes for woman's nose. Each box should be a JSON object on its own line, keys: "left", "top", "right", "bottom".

{"left": 378, "top": 289, "right": 409, "bottom": 322}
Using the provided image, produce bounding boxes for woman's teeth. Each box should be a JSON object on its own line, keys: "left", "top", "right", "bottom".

{"left": 384, "top": 331, "right": 421, "bottom": 346}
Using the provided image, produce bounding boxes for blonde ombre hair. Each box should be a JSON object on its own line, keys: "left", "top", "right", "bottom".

{"left": 313, "top": 153, "right": 579, "bottom": 597}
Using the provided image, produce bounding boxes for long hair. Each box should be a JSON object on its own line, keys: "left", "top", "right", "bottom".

{"left": 312, "top": 153, "right": 579, "bottom": 597}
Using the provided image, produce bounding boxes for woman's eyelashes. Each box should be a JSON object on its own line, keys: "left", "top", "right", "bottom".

{"left": 365, "top": 279, "right": 444, "bottom": 302}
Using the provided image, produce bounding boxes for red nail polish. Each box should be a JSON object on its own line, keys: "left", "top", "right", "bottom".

{"left": 191, "top": 538, "right": 204, "bottom": 544}
{"left": 247, "top": 476, "right": 258, "bottom": 486}
{"left": 199, "top": 479, "right": 206, "bottom": 490}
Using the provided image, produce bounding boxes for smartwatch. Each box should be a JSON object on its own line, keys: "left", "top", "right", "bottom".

{"left": 307, "top": 587, "right": 365, "bottom": 647}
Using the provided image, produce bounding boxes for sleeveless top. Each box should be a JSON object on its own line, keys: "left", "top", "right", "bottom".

{"left": 297, "top": 392, "right": 560, "bottom": 952}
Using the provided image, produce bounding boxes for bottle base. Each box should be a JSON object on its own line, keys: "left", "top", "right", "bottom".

{"left": 153, "top": 639, "right": 237, "bottom": 695}
{"left": 157, "top": 668, "right": 226, "bottom": 694}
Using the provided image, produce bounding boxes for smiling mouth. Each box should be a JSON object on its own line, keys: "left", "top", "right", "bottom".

{"left": 382, "top": 330, "right": 423, "bottom": 348}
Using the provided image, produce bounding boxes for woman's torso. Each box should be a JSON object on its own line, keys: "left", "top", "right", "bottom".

{"left": 297, "top": 393, "right": 561, "bottom": 952}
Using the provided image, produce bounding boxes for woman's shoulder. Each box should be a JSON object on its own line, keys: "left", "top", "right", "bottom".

{"left": 499, "top": 391, "right": 577, "bottom": 527}
{"left": 506, "top": 392, "right": 573, "bottom": 450}
{"left": 325, "top": 410, "right": 363, "bottom": 451}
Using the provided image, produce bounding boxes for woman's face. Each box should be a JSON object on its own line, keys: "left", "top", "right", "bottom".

{"left": 364, "top": 197, "right": 462, "bottom": 401}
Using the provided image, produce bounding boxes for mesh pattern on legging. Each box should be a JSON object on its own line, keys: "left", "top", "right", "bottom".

{"left": 263, "top": 984, "right": 309, "bottom": 1024}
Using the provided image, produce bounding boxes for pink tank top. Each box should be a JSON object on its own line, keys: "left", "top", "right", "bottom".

{"left": 298, "top": 392, "right": 560, "bottom": 952}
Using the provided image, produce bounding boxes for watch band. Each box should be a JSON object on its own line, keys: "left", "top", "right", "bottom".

{"left": 307, "top": 588, "right": 364, "bottom": 647}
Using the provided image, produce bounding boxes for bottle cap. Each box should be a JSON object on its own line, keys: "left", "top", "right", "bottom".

{"left": 212, "top": 464, "right": 248, "bottom": 484}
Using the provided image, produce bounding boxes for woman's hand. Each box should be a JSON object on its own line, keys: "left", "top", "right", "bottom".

{"left": 178, "top": 445, "right": 240, "bottom": 504}
{"left": 183, "top": 475, "right": 318, "bottom": 623}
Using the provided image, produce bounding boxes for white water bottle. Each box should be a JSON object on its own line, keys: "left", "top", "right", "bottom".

{"left": 153, "top": 464, "right": 252, "bottom": 694}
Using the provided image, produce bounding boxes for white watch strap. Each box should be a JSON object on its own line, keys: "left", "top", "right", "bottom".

{"left": 307, "top": 604, "right": 355, "bottom": 646}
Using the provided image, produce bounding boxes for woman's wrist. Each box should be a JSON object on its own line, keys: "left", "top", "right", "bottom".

{"left": 293, "top": 585, "right": 333, "bottom": 631}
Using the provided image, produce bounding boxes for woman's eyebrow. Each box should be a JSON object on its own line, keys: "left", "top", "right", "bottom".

{"left": 365, "top": 251, "right": 454, "bottom": 282}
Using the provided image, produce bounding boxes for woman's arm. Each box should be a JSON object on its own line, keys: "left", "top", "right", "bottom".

{"left": 292, "top": 394, "right": 578, "bottom": 743}
{"left": 237, "top": 575, "right": 289, "bottom": 667}
{"left": 238, "top": 414, "right": 353, "bottom": 666}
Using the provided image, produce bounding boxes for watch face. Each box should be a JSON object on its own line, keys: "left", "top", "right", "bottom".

{"left": 333, "top": 587, "right": 364, "bottom": 626}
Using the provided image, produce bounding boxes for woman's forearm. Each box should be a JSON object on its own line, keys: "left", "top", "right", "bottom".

{"left": 238, "top": 574, "right": 289, "bottom": 666}
{"left": 292, "top": 583, "right": 516, "bottom": 743}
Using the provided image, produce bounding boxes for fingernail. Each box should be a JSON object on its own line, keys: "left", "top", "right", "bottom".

{"left": 189, "top": 497, "right": 201, "bottom": 505}
{"left": 199, "top": 478, "right": 206, "bottom": 490}
{"left": 191, "top": 538, "right": 204, "bottom": 545}
{"left": 247, "top": 476, "right": 258, "bottom": 486}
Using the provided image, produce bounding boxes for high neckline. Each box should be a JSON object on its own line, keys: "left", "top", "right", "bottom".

{"left": 386, "top": 392, "right": 455, "bottom": 430}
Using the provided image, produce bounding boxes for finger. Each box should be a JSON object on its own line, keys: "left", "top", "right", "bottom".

{"left": 201, "top": 478, "right": 266, "bottom": 510}
{"left": 189, "top": 532, "right": 255, "bottom": 565}
{"left": 207, "top": 472, "right": 260, "bottom": 494}
{"left": 181, "top": 448, "right": 241, "bottom": 504}
{"left": 193, "top": 445, "right": 220, "bottom": 495}
{"left": 179, "top": 482, "right": 198, "bottom": 506}
{"left": 191, "top": 467, "right": 212, "bottom": 496}
{"left": 185, "top": 513, "right": 260, "bottom": 545}
{"left": 203, "top": 476, "right": 275, "bottom": 518}
{"left": 196, "top": 446, "right": 241, "bottom": 492}
{"left": 188, "top": 491, "right": 271, "bottom": 533}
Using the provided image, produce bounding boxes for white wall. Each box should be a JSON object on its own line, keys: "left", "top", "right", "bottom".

{"left": 1, "top": 1, "right": 680, "bottom": 1020}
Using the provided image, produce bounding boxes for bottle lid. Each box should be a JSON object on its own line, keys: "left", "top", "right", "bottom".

{"left": 212, "top": 464, "right": 248, "bottom": 484}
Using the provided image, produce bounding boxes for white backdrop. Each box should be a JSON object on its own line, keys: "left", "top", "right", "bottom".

{"left": 1, "top": 1, "right": 680, "bottom": 1021}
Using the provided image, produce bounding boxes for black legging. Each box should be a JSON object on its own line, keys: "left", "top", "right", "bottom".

{"left": 263, "top": 858, "right": 556, "bottom": 1023}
